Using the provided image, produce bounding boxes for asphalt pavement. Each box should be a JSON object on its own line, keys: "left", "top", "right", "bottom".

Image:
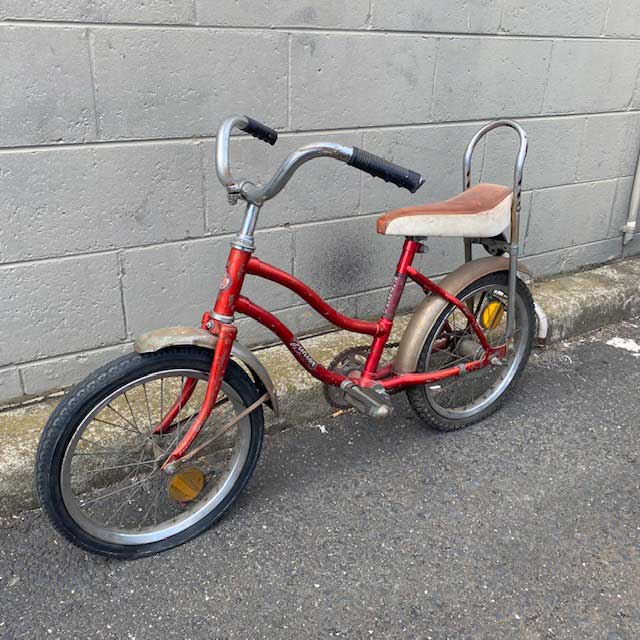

{"left": 1, "top": 319, "right": 639, "bottom": 639}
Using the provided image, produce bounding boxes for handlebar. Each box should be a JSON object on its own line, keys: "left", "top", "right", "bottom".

{"left": 348, "top": 147, "right": 424, "bottom": 193}
{"left": 215, "top": 114, "right": 424, "bottom": 205}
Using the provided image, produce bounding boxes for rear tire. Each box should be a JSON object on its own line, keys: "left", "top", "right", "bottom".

{"left": 407, "top": 272, "right": 535, "bottom": 431}
{"left": 36, "top": 347, "right": 264, "bottom": 559}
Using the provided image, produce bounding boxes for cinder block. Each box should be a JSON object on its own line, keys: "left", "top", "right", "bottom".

{"left": 354, "top": 281, "right": 426, "bottom": 322}
{"left": 0, "top": 142, "right": 204, "bottom": 263}
{"left": 360, "top": 123, "right": 485, "bottom": 214}
{"left": 604, "top": 0, "right": 640, "bottom": 37}
{"left": 501, "top": 0, "right": 609, "bottom": 37}
{"left": 525, "top": 238, "right": 623, "bottom": 277}
{"left": 0, "top": 368, "right": 23, "bottom": 404}
{"left": 121, "top": 229, "right": 294, "bottom": 337}
{"left": 0, "top": 253, "right": 125, "bottom": 365}
{"left": 195, "top": 1, "right": 370, "bottom": 28}
{"left": 482, "top": 117, "right": 585, "bottom": 190}
{"left": 433, "top": 38, "right": 551, "bottom": 121}
{"left": 290, "top": 33, "right": 437, "bottom": 129}
{"left": 576, "top": 113, "right": 640, "bottom": 182}
{"left": 293, "top": 216, "right": 403, "bottom": 299}
{"left": 19, "top": 343, "right": 132, "bottom": 397}
{"left": 91, "top": 29, "right": 288, "bottom": 140}
{"left": 0, "top": 26, "right": 96, "bottom": 146}
{"left": 203, "top": 131, "right": 362, "bottom": 235}
{"left": 371, "top": 0, "right": 502, "bottom": 33}
{"left": 0, "top": 0, "right": 195, "bottom": 23}
{"left": 525, "top": 181, "right": 618, "bottom": 255}
{"left": 292, "top": 217, "right": 461, "bottom": 300}
{"left": 610, "top": 177, "right": 635, "bottom": 238}
{"left": 543, "top": 40, "right": 640, "bottom": 114}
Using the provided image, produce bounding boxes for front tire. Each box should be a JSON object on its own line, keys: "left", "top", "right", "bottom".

{"left": 36, "top": 347, "right": 264, "bottom": 559}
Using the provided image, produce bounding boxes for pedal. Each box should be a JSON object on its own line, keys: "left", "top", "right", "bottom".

{"left": 340, "top": 381, "right": 393, "bottom": 419}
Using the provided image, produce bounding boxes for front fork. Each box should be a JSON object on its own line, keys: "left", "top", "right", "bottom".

{"left": 161, "top": 322, "right": 236, "bottom": 470}
{"left": 161, "top": 246, "right": 251, "bottom": 470}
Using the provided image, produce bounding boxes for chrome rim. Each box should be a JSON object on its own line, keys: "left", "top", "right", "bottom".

{"left": 60, "top": 368, "right": 252, "bottom": 546}
{"left": 423, "top": 283, "right": 529, "bottom": 420}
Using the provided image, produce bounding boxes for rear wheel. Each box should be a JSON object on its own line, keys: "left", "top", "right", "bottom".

{"left": 407, "top": 272, "right": 534, "bottom": 431}
{"left": 36, "top": 347, "right": 264, "bottom": 559}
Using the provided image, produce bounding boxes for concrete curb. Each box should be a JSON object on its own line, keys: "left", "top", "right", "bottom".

{"left": 1, "top": 257, "right": 639, "bottom": 517}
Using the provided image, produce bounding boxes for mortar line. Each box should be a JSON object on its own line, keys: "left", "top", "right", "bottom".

{"left": 286, "top": 33, "right": 293, "bottom": 129}
{"left": 2, "top": 109, "right": 640, "bottom": 155}
{"left": 522, "top": 190, "right": 536, "bottom": 253}
{"left": 366, "top": 0, "right": 374, "bottom": 29}
{"left": 13, "top": 341, "right": 135, "bottom": 371}
{"left": 429, "top": 38, "right": 441, "bottom": 120}
{"left": 627, "top": 64, "right": 640, "bottom": 110}
{"left": 540, "top": 40, "right": 555, "bottom": 113}
{"left": 525, "top": 235, "right": 626, "bottom": 259}
{"left": 601, "top": 0, "right": 613, "bottom": 36}
{"left": 356, "top": 130, "right": 366, "bottom": 213}
{"left": 16, "top": 369, "right": 26, "bottom": 397}
{"left": 116, "top": 252, "right": 129, "bottom": 339}
{"left": 0, "top": 176, "right": 632, "bottom": 270}
{"left": 574, "top": 118, "right": 590, "bottom": 182}
{"left": 85, "top": 28, "right": 101, "bottom": 139}
{"left": 2, "top": 19, "right": 640, "bottom": 42}
{"left": 199, "top": 141, "right": 209, "bottom": 233}
{"left": 608, "top": 178, "right": 622, "bottom": 237}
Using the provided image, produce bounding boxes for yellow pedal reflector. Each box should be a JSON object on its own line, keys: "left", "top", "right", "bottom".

{"left": 167, "top": 467, "right": 206, "bottom": 503}
{"left": 480, "top": 301, "right": 505, "bottom": 329}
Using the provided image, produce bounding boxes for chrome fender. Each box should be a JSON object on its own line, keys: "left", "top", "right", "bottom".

{"left": 393, "top": 257, "right": 531, "bottom": 374}
{"left": 134, "top": 326, "right": 279, "bottom": 415}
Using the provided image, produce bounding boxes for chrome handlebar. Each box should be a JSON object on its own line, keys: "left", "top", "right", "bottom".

{"left": 215, "top": 114, "right": 352, "bottom": 205}
{"left": 215, "top": 114, "right": 424, "bottom": 206}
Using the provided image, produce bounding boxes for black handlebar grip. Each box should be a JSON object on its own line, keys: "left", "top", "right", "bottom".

{"left": 241, "top": 116, "right": 278, "bottom": 146}
{"left": 348, "top": 147, "right": 424, "bottom": 193}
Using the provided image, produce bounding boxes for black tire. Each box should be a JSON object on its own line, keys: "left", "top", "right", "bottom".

{"left": 36, "top": 347, "right": 264, "bottom": 559}
{"left": 407, "top": 272, "right": 535, "bottom": 431}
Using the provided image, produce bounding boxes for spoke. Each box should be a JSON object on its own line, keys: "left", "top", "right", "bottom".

{"left": 80, "top": 470, "right": 156, "bottom": 507}
{"left": 106, "top": 402, "right": 141, "bottom": 432}
{"left": 104, "top": 478, "right": 147, "bottom": 527}
{"left": 140, "top": 477, "right": 166, "bottom": 529}
{"left": 123, "top": 392, "right": 141, "bottom": 435}
{"left": 143, "top": 383, "right": 153, "bottom": 433}
{"left": 92, "top": 416, "right": 150, "bottom": 440}
{"left": 81, "top": 458, "right": 158, "bottom": 473}
{"left": 73, "top": 449, "right": 140, "bottom": 457}
{"left": 78, "top": 437, "right": 130, "bottom": 455}
{"left": 473, "top": 291, "right": 488, "bottom": 317}
{"left": 160, "top": 378, "right": 164, "bottom": 429}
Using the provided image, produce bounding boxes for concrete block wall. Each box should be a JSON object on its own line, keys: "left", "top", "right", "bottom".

{"left": 1, "top": 1, "right": 639, "bottom": 403}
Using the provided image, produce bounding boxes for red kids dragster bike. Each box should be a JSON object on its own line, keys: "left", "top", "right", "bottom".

{"left": 37, "top": 115, "right": 535, "bottom": 558}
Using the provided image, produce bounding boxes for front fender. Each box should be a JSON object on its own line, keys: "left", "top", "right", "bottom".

{"left": 394, "top": 257, "right": 531, "bottom": 374}
{"left": 134, "top": 326, "right": 279, "bottom": 415}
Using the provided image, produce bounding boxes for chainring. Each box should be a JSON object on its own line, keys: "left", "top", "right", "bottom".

{"left": 323, "top": 346, "right": 370, "bottom": 409}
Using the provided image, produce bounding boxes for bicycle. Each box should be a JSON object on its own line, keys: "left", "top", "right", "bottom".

{"left": 36, "top": 115, "right": 535, "bottom": 558}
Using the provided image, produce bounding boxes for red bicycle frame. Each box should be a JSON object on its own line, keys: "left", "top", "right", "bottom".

{"left": 162, "top": 238, "right": 502, "bottom": 468}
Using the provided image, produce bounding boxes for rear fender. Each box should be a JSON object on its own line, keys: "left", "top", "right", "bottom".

{"left": 394, "top": 257, "right": 531, "bottom": 374}
{"left": 134, "top": 326, "right": 279, "bottom": 415}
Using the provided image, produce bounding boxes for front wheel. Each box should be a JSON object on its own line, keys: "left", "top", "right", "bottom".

{"left": 407, "top": 272, "right": 535, "bottom": 431}
{"left": 36, "top": 347, "right": 264, "bottom": 559}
